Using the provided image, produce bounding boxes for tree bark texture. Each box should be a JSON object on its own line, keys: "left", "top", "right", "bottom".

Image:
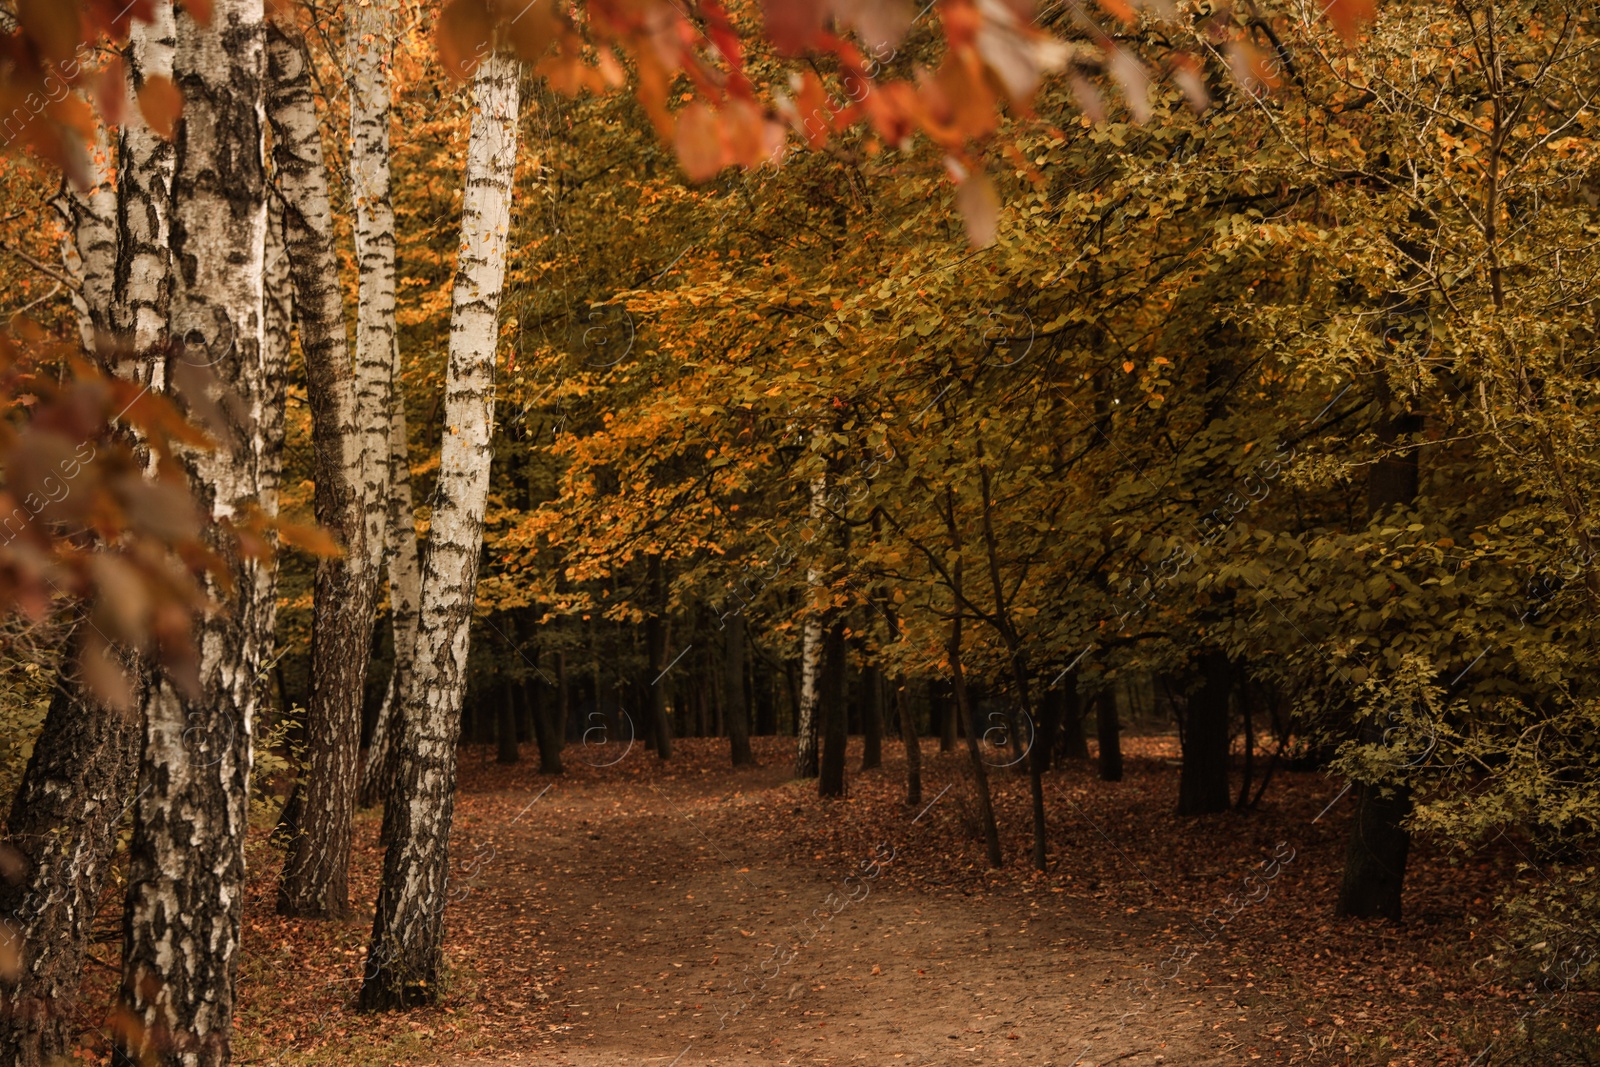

{"left": 359, "top": 51, "right": 520, "bottom": 1011}
{"left": 359, "top": 337, "right": 422, "bottom": 810}
{"left": 0, "top": 640, "right": 141, "bottom": 1067}
{"left": 950, "top": 616, "right": 1002, "bottom": 868}
{"left": 265, "top": 14, "right": 372, "bottom": 920}
{"left": 1338, "top": 384, "right": 1422, "bottom": 919}
{"left": 113, "top": 0, "right": 176, "bottom": 380}
{"left": 118, "top": 2, "right": 271, "bottom": 1064}
{"left": 349, "top": 0, "right": 397, "bottom": 582}
{"left": 53, "top": 125, "right": 117, "bottom": 356}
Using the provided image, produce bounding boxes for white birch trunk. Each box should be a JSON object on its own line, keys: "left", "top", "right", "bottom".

{"left": 264, "top": 10, "right": 373, "bottom": 919}
{"left": 117, "top": 2, "right": 269, "bottom": 1063}
{"left": 258, "top": 180, "right": 290, "bottom": 667}
{"left": 360, "top": 51, "right": 520, "bottom": 1010}
{"left": 52, "top": 125, "right": 116, "bottom": 355}
{"left": 0, "top": 109, "right": 130, "bottom": 1067}
{"left": 350, "top": 0, "right": 397, "bottom": 579}
{"left": 114, "top": 0, "right": 176, "bottom": 385}
{"left": 359, "top": 336, "right": 422, "bottom": 811}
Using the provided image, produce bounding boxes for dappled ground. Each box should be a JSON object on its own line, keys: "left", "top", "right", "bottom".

{"left": 216, "top": 735, "right": 1594, "bottom": 1067}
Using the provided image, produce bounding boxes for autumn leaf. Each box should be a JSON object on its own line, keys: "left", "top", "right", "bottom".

{"left": 674, "top": 101, "right": 726, "bottom": 182}
{"left": 277, "top": 521, "right": 344, "bottom": 558}
{"left": 1108, "top": 49, "right": 1152, "bottom": 124}
{"left": 137, "top": 76, "right": 183, "bottom": 140}
{"left": 1324, "top": 0, "right": 1376, "bottom": 41}
{"left": 438, "top": 0, "right": 495, "bottom": 81}
{"left": 955, "top": 168, "right": 1000, "bottom": 249}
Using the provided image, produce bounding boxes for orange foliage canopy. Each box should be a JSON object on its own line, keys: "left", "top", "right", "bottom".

{"left": 1, "top": 1, "right": 1376, "bottom": 230}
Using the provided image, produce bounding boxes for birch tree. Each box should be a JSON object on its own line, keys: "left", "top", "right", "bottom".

{"left": 264, "top": 9, "right": 372, "bottom": 920}
{"left": 51, "top": 127, "right": 116, "bottom": 355}
{"left": 349, "top": 0, "right": 397, "bottom": 579}
{"left": 116, "top": 0, "right": 272, "bottom": 1062}
{"left": 359, "top": 49, "right": 520, "bottom": 1010}
{"left": 0, "top": 14, "right": 176, "bottom": 1060}
{"left": 359, "top": 343, "right": 421, "bottom": 812}
{"left": 114, "top": 0, "right": 176, "bottom": 385}
{"left": 0, "top": 639, "right": 141, "bottom": 1067}
{"left": 353, "top": 0, "right": 420, "bottom": 813}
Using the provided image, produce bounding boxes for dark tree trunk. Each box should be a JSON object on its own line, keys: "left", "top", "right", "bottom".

{"left": 274, "top": 780, "right": 303, "bottom": 847}
{"left": 755, "top": 661, "right": 777, "bottom": 736}
{"left": 724, "top": 618, "right": 755, "bottom": 766}
{"left": 1036, "top": 684, "right": 1061, "bottom": 773}
{"left": 936, "top": 680, "right": 957, "bottom": 752}
{"left": 893, "top": 678, "right": 922, "bottom": 807}
{"left": 1236, "top": 680, "right": 1255, "bottom": 809}
{"left": 515, "top": 671, "right": 532, "bottom": 743}
{"left": 1096, "top": 689, "right": 1123, "bottom": 782}
{"left": 556, "top": 650, "right": 570, "bottom": 746}
{"left": 1, "top": 647, "right": 141, "bottom": 1067}
{"left": 818, "top": 622, "right": 849, "bottom": 797}
{"left": 1338, "top": 723, "right": 1413, "bottom": 920}
{"left": 1178, "top": 651, "right": 1233, "bottom": 816}
{"left": 783, "top": 658, "right": 801, "bottom": 736}
{"left": 1337, "top": 382, "right": 1424, "bottom": 918}
{"left": 860, "top": 663, "right": 883, "bottom": 771}
{"left": 528, "top": 680, "right": 563, "bottom": 775}
{"left": 1058, "top": 676, "right": 1088, "bottom": 761}
{"left": 496, "top": 677, "right": 520, "bottom": 764}
{"left": 645, "top": 558, "right": 673, "bottom": 761}
{"left": 950, "top": 621, "right": 1002, "bottom": 867}
{"left": 1006, "top": 658, "right": 1048, "bottom": 872}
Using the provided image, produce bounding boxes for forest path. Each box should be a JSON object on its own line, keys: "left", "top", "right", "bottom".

{"left": 437, "top": 742, "right": 1264, "bottom": 1067}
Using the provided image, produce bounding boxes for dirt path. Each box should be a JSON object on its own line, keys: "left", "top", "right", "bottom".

{"left": 437, "top": 755, "right": 1266, "bottom": 1067}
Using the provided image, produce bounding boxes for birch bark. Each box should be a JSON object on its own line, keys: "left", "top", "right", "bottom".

{"left": 359, "top": 51, "right": 520, "bottom": 1010}
{"left": 349, "top": 0, "right": 397, "bottom": 578}
{"left": 0, "top": 639, "right": 141, "bottom": 1067}
{"left": 264, "top": 11, "right": 371, "bottom": 920}
{"left": 113, "top": 1, "right": 176, "bottom": 384}
{"left": 359, "top": 338, "right": 421, "bottom": 811}
{"left": 117, "top": 2, "right": 270, "bottom": 1063}
{"left": 52, "top": 124, "right": 116, "bottom": 354}
{"left": 0, "top": 55, "right": 139, "bottom": 1067}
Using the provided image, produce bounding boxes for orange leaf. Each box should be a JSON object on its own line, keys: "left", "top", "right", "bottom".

{"left": 1324, "top": 0, "right": 1375, "bottom": 41}
{"left": 277, "top": 520, "right": 343, "bottom": 558}
{"left": 762, "top": 0, "right": 826, "bottom": 56}
{"left": 503, "top": 0, "right": 560, "bottom": 61}
{"left": 185, "top": 0, "right": 215, "bottom": 26}
{"left": 95, "top": 56, "right": 127, "bottom": 127}
{"left": 18, "top": 0, "right": 81, "bottom": 63}
{"left": 674, "top": 101, "right": 726, "bottom": 182}
{"left": 955, "top": 168, "right": 999, "bottom": 249}
{"left": 438, "top": 0, "right": 494, "bottom": 81}
{"left": 137, "top": 75, "right": 183, "bottom": 140}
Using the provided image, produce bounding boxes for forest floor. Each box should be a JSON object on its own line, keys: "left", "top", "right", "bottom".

{"left": 210, "top": 735, "right": 1596, "bottom": 1067}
